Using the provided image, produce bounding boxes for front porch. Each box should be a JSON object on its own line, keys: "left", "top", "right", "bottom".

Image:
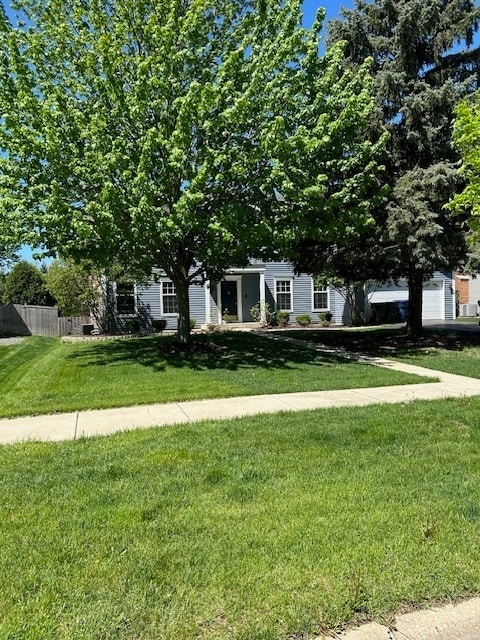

{"left": 205, "top": 266, "right": 267, "bottom": 325}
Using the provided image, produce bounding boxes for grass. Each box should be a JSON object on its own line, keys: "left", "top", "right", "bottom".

{"left": 0, "top": 332, "right": 432, "bottom": 418}
{"left": 1, "top": 398, "right": 480, "bottom": 639}
{"left": 454, "top": 316, "right": 479, "bottom": 323}
{"left": 277, "top": 326, "right": 480, "bottom": 380}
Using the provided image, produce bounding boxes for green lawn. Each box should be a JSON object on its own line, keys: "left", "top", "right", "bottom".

{"left": 276, "top": 326, "right": 480, "bottom": 380}
{"left": 0, "top": 333, "right": 431, "bottom": 418}
{"left": 1, "top": 398, "right": 480, "bottom": 639}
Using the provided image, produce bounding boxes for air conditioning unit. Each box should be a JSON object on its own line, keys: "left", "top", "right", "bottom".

{"left": 459, "top": 303, "right": 478, "bottom": 317}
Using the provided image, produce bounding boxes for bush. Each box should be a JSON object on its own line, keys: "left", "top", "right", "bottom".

{"left": 124, "top": 317, "right": 141, "bottom": 333}
{"left": 296, "top": 314, "right": 311, "bottom": 327}
{"left": 276, "top": 311, "right": 290, "bottom": 327}
{"left": 319, "top": 312, "right": 332, "bottom": 327}
{"left": 250, "top": 301, "right": 274, "bottom": 326}
{"left": 190, "top": 318, "right": 196, "bottom": 330}
{"left": 151, "top": 319, "right": 167, "bottom": 333}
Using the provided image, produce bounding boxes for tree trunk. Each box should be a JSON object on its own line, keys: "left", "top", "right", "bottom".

{"left": 406, "top": 266, "right": 424, "bottom": 339}
{"left": 173, "top": 275, "right": 192, "bottom": 345}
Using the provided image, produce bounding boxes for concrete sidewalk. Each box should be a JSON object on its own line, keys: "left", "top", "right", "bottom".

{"left": 318, "top": 597, "right": 480, "bottom": 639}
{"left": 1, "top": 355, "right": 480, "bottom": 445}
{"left": 2, "top": 341, "right": 480, "bottom": 639}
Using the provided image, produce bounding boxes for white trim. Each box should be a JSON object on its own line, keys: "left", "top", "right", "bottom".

{"left": 217, "top": 276, "right": 243, "bottom": 322}
{"left": 451, "top": 277, "right": 457, "bottom": 319}
{"left": 259, "top": 272, "right": 266, "bottom": 324}
{"left": 311, "top": 281, "right": 330, "bottom": 312}
{"left": 205, "top": 280, "right": 211, "bottom": 324}
{"left": 226, "top": 267, "right": 265, "bottom": 274}
{"left": 274, "top": 277, "right": 293, "bottom": 312}
{"left": 160, "top": 280, "right": 179, "bottom": 317}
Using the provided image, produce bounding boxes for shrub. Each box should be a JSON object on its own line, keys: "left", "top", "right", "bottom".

{"left": 296, "top": 314, "right": 311, "bottom": 327}
{"left": 151, "top": 319, "right": 167, "bottom": 333}
{"left": 124, "top": 317, "right": 141, "bottom": 333}
{"left": 351, "top": 316, "right": 365, "bottom": 327}
{"left": 190, "top": 318, "right": 196, "bottom": 329}
{"left": 320, "top": 312, "right": 332, "bottom": 327}
{"left": 250, "top": 301, "right": 273, "bottom": 326}
{"left": 276, "top": 311, "right": 290, "bottom": 327}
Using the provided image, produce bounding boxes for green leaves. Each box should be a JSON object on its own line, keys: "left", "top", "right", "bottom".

{"left": 0, "top": 0, "right": 383, "bottom": 340}
{"left": 451, "top": 94, "right": 480, "bottom": 238}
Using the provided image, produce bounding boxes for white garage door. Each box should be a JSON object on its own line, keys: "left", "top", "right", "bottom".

{"left": 422, "top": 280, "right": 444, "bottom": 320}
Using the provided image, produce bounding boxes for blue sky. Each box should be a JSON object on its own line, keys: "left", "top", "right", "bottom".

{"left": 16, "top": 0, "right": 353, "bottom": 264}
{"left": 303, "top": 0, "right": 354, "bottom": 26}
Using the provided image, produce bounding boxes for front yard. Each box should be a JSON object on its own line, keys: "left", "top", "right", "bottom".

{"left": 1, "top": 398, "right": 480, "bottom": 639}
{"left": 276, "top": 325, "right": 480, "bottom": 379}
{"left": 0, "top": 332, "right": 430, "bottom": 418}
{"left": 2, "top": 328, "right": 479, "bottom": 639}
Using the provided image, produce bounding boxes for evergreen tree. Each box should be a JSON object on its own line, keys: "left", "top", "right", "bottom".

{"left": 327, "top": 0, "right": 480, "bottom": 337}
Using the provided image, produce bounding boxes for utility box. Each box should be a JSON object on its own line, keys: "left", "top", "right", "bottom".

{"left": 459, "top": 304, "right": 478, "bottom": 317}
{"left": 82, "top": 324, "right": 94, "bottom": 335}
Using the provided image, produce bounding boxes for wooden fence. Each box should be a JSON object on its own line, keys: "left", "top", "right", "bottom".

{"left": 0, "top": 304, "right": 92, "bottom": 337}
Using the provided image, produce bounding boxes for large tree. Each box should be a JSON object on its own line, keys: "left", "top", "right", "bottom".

{"left": 0, "top": 0, "right": 382, "bottom": 343}
{"left": 326, "top": 0, "right": 480, "bottom": 337}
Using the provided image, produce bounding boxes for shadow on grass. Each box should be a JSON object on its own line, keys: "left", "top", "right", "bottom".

{"left": 279, "top": 326, "right": 480, "bottom": 358}
{"left": 66, "top": 331, "right": 348, "bottom": 373}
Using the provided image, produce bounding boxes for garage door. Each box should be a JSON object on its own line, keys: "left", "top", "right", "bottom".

{"left": 422, "top": 280, "right": 444, "bottom": 320}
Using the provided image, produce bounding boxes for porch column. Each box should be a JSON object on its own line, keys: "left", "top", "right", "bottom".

{"left": 259, "top": 272, "right": 266, "bottom": 324}
{"left": 205, "top": 280, "right": 211, "bottom": 324}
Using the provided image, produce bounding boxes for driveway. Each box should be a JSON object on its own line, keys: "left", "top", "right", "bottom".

{"left": 424, "top": 319, "right": 480, "bottom": 334}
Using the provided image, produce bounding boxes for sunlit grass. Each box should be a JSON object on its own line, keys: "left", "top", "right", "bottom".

{"left": 0, "top": 333, "right": 431, "bottom": 418}
{"left": 1, "top": 398, "right": 480, "bottom": 639}
{"left": 278, "top": 326, "right": 480, "bottom": 380}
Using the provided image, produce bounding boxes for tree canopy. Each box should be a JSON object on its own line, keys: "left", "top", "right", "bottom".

{"left": 451, "top": 92, "right": 480, "bottom": 238}
{"left": 2, "top": 260, "right": 52, "bottom": 306}
{"left": 0, "top": 212, "right": 19, "bottom": 270}
{"left": 44, "top": 259, "right": 96, "bottom": 316}
{"left": 322, "top": 0, "right": 480, "bottom": 337}
{"left": 0, "top": 0, "right": 382, "bottom": 342}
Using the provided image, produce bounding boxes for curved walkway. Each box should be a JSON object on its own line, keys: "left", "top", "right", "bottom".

{"left": 1, "top": 341, "right": 480, "bottom": 445}
{"left": 2, "top": 338, "right": 480, "bottom": 639}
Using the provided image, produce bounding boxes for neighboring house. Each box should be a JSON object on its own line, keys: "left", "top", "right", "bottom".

{"left": 111, "top": 261, "right": 456, "bottom": 330}
{"left": 455, "top": 272, "right": 480, "bottom": 316}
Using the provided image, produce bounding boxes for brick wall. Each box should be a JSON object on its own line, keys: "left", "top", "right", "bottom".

{"left": 456, "top": 276, "right": 469, "bottom": 305}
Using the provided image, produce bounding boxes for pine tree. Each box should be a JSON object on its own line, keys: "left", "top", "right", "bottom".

{"left": 328, "top": 0, "right": 480, "bottom": 337}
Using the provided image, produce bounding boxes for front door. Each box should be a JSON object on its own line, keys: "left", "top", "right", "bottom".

{"left": 221, "top": 280, "right": 238, "bottom": 321}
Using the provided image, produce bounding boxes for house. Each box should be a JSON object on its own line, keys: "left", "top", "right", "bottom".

{"left": 111, "top": 261, "right": 456, "bottom": 331}
{"left": 455, "top": 272, "right": 480, "bottom": 317}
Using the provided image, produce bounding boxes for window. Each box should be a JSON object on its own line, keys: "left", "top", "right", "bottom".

{"left": 162, "top": 281, "right": 178, "bottom": 315}
{"left": 313, "top": 282, "right": 329, "bottom": 311}
{"left": 116, "top": 282, "right": 135, "bottom": 315}
{"left": 275, "top": 279, "right": 292, "bottom": 311}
